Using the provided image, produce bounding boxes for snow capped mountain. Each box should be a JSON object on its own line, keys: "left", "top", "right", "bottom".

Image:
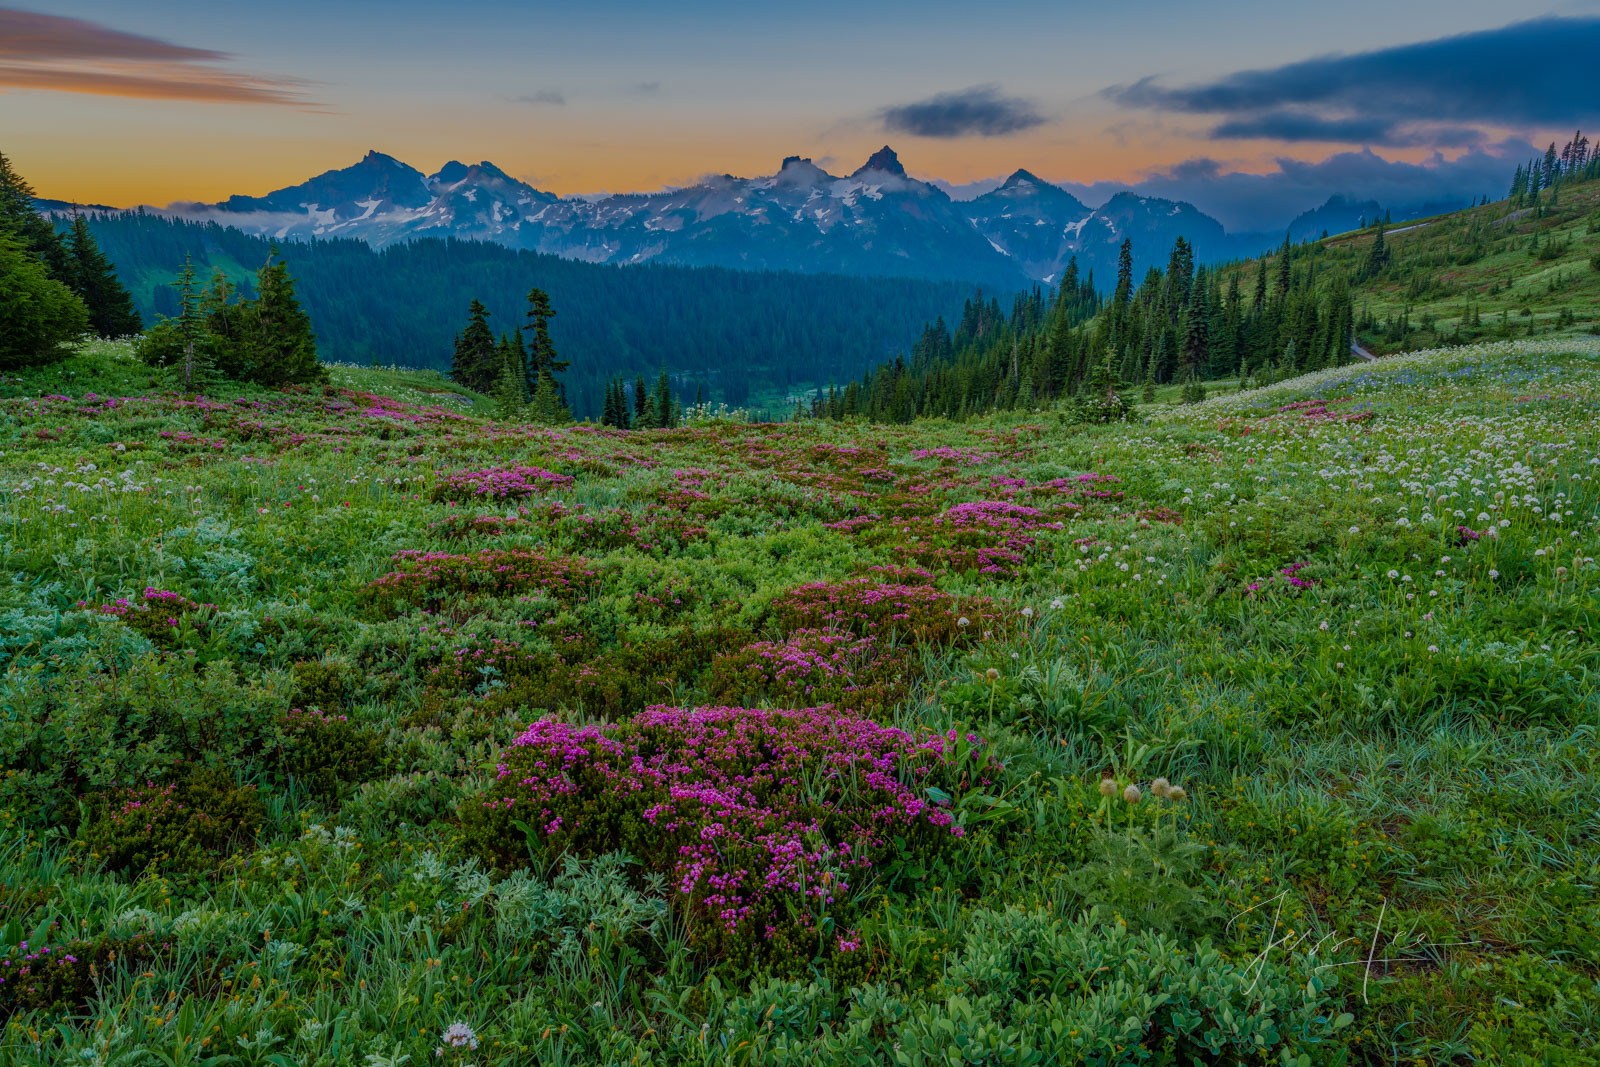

{"left": 138, "top": 147, "right": 1257, "bottom": 289}
{"left": 966, "top": 169, "right": 1092, "bottom": 282}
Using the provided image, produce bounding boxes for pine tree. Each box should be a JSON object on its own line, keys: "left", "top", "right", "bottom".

{"left": 633, "top": 375, "right": 651, "bottom": 427}
{"left": 653, "top": 368, "right": 674, "bottom": 429}
{"left": 524, "top": 288, "right": 568, "bottom": 394}
{"left": 0, "top": 233, "right": 88, "bottom": 368}
{"left": 63, "top": 212, "right": 141, "bottom": 336}
{"left": 450, "top": 299, "right": 496, "bottom": 391}
{"left": 0, "top": 151, "right": 71, "bottom": 282}
{"left": 491, "top": 340, "right": 526, "bottom": 420}
{"left": 1363, "top": 225, "right": 1389, "bottom": 280}
{"left": 1274, "top": 234, "right": 1292, "bottom": 299}
{"left": 173, "top": 255, "right": 214, "bottom": 389}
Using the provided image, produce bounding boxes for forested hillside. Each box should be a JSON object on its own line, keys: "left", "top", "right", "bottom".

{"left": 830, "top": 135, "right": 1600, "bottom": 423}
{"left": 66, "top": 212, "right": 974, "bottom": 417}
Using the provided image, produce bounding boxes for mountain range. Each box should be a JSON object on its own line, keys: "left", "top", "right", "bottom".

{"left": 45, "top": 148, "right": 1442, "bottom": 291}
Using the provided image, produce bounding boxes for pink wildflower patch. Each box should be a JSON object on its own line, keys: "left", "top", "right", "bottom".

{"left": 465, "top": 705, "right": 995, "bottom": 961}
{"left": 431, "top": 464, "right": 573, "bottom": 503}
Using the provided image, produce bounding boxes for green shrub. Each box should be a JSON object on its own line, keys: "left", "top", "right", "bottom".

{"left": 76, "top": 767, "right": 264, "bottom": 875}
{"left": 0, "top": 932, "right": 162, "bottom": 1017}
{"left": 0, "top": 235, "right": 87, "bottom": 369}
{"left": 275, "top": 707, "right": 383, "bottom": 800}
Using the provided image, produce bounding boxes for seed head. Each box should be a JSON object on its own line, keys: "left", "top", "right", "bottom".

{"left": 985, "top": 668, "right": 1000, "bottom": 681}
{"left": 1098, "top": 777, "right": 1118, "bottom": 798}
{"left": 1122, "top": 784, "right": 1142, "bottom": 805}
{"left": 1150, "top": 777, "right": 1171, "bottom": 799}
{"left": 1168, "top": 786, "right": 1186, "bottom": 802}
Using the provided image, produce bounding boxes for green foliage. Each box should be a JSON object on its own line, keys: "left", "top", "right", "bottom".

{"left": 71, "top": 210, "right": 976, "bottom": 417}
{"left": 0, "top": 930, "right": 161, "bottom": 1018}
{"left": 75, "top": 766, "right": 265, "bottom": 875}
{"left": 137, "top": 247, "right": 325, "bottom": 386}
{"left": 63, "top": 212, "right": 141, "bottom": 337}
{"left": 0, "top": 234, "right": 88, "bottom": 368}
{"left": 0, "top": 339, "right": 1597, "bottom": 1061}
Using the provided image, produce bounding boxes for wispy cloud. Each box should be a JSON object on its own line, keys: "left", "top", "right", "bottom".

{"left": 882, "top": 84, "right": 1045, "bottom": 139}
{"left": 511, "top": 89, "right": 566, "bottom": 106}
{"left": 1107, "top": 16, "right": 1600, "bottom": 148}
{"left": 0, "top": 7, "right": 314, "bottom": 106}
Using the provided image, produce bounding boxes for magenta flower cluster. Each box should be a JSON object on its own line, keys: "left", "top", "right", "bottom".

{"left": 365, "top": 548, "right": 596, "bottom": 608}
{"left": 476, "top": 705, "right": 988, "bottom": 947}
{"left": 432, "top": 464, "right": 574, "bottom": 502}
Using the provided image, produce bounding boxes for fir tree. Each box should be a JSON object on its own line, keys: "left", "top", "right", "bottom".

{"left": 450, "top": 299, "right": 496, "bottom": 391}
{"left": 0, "top": 151, "right": 71, "bottom": 282}
{"left": 524, "top": 288, "right": 568, "bottom": 394}
{"left": 491, "top": 341, "right": 526, "bottom": 420}
{"left": 173, "top": 255, "right": 214, "bottom": 389}
{"left": 653, "top": 368, "right": 674, "bottom": 429}
{"left": 64, "top": 212, "right": 141, "bottom": 336}
{"left": 633, "top": 375, "right": 651, "bottom": 427}
{"left": 528, "top": 371, "right": 570, "bottom": 425}
{"left": 242, "top": 247, "right": 324, "bottom": 385}
{"left": 1180, "top": 371, "right": 1206, "bottom": 404}
{"left": 1362, "top": 225, "right": 1390, "bottom": 280}
{"left": 0, "top": 233, "right": 87, "bottom": 368}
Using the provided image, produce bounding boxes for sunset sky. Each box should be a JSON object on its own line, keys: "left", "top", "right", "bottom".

{"left": 6, "top": 0, "right": 1599, "bottom": 207}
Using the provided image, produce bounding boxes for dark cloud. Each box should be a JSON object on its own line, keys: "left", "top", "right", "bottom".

{"left": 628, "top": 81, "right": 661, "bottom": 95}
{"left": 1051, "top": 141, "right": 1533, "bottom": 234}
{"left": 513, "top": 89, "right": 565, "bottom": 106}
{"left": 882, "top": 84, "right": 1045, "bottom": 139}
{"left": 1108, "top": 16, "right": 1600, "bottom": 147}
{"left": 1212, "top": 112, "right": 1487, "bottom": 147}
{"left": 0, "top": 6, "right": 312, "bottom": 105}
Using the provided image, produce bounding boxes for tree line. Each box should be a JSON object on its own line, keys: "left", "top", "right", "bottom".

{"left": 0, "top": 151, "right": 141, "bottom": 367}
{"left": 68, "top": 211, "right": 974, "bottom": 418}
{"left": 823, "top": 233, "right": 1356, "bottom": 424}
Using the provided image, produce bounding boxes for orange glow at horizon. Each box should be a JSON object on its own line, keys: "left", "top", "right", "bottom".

{"left": 12, "top": 106, "right": 1442, "bottom": 209}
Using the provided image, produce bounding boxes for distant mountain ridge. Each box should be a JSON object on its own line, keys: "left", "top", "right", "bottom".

{"left": 41, "top": 147, "right": 1434, "bottom": 290}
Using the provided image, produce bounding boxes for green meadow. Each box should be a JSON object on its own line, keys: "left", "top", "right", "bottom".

{"left": 1, "top": 337, "right": 1596, "bottom": 1065}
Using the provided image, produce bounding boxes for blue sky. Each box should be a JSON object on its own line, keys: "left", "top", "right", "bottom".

{"left": 6, "top": 0, "right": 1598, "bottom": 208}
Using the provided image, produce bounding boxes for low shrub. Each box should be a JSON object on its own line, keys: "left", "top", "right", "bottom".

{"left": 462, "top": 705, "right": 997, "bottom": 972}
{"left": 431, "top": 464, "right": 572, "bottom": 502}
{"left": 0, "top": 933, "right": 164, "bottom": 1017}
{"left": 363, "top": 548, "right": 598, "bottom": 613}
{"left": 768, "top": 578, "right": 1010, "bottom": 646}
{"left": 76, "top": 767, "right": 265, "bottom": 875}
{"left": 276, "top": 707, "right": 384, "bottom": 800}
{"left": 708, "top": 628, "right": 912, "bottom": 713}
{"left": 79, "top": 587, "right": 216, "bottom": 648}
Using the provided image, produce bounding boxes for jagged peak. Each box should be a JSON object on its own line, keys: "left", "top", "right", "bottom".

{"left": 853, "top": 145, "right": 906, "bottom": 178}
{"left": 1000, "top": 168, "right": 1042, "bottom": 189}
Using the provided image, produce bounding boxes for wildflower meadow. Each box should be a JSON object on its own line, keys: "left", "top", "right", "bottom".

{"left": 1, "top": 338, "right": 1596, "bottom": 1064}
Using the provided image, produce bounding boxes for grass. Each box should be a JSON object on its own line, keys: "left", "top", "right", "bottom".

{"left": 1220, "top": 176, "right": 1600, "bottom": 354}
{"left": 1, "top": 337, "right": 1597, "bottom": 1064}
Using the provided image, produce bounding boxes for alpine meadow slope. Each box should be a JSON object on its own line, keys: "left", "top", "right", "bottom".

{"left": 1, "top": 334, "right": 1596, "bottom": 1063}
